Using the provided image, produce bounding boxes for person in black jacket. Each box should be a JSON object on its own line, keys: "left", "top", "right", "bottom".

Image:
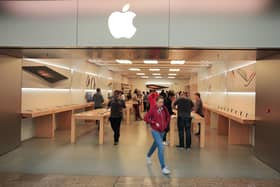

{"left": 108, "top": 90, "right": 126, "bottom": 145}
{"left": 162, "top": 91, "right": 176, "bottom": 145}
{"left": 193, "top": 92, "right": 204, "bottom": 136}
{"left": 173, "top": 92, "right": 194, "bottom": 149}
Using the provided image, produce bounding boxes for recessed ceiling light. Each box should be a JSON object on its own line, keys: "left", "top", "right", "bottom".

{"left": 154, "top": 76, "right": 162, "bottom": 79}
{"left": 168, "top": 77, "right": 176, "bottom": 79}
{"left": 168, "top": 73, "right": 177, "bottom": 76}
{"left": 141, "top": 76, "right": 149, "bottom": 79}
{"left": 116, "top": 59, "right": 132, "bottom": 64}
{"left": 171, "top": 60, "right": 185, "bottom": 65}
{"left": 144, "top": 60, "right": 158, "bottom": 64}
{"left": 136, "top": 73, "right": 145, "bottom": 75}
{"left": 149, "top": 68, "right": 160, "bottom": 71}
{"left": 152, "top": 73, "right": 161, "bottom": 76}
{"left": 169, "top": 68, "right": 180, "bottom": 72}
{"left": 129, "top": 68, "right": 141, "bottom": 71}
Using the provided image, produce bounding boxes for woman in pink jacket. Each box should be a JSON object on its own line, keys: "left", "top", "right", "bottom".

{"left": 144, "top": 96, "right": 171, "bottom": 175}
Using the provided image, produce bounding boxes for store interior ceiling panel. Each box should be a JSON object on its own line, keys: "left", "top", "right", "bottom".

{"left": 0, "top": 48, "right": 270, "bottom": 80}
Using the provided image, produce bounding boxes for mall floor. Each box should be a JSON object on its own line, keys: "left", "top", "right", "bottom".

{"left": 0, "top": 116, "right": 279, "bottom": 186}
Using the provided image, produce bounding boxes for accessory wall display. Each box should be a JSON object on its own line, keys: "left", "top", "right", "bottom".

{"left": 22, "top": 66, "right": 68, "bottom": 83}
{"left": 85, "top": 75, "right": 96, "bottom": 90}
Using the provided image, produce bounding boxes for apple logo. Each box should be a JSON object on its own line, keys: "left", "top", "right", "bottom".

{"left": 108, "top": 3, "right": 136, "bottom": 39}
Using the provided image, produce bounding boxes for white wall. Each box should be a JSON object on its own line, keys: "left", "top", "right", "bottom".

{"left": 197, "top": 61, "right": 256, "bottom": 119}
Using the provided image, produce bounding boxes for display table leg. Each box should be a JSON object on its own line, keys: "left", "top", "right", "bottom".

{"left": 204, "top": 109, "right": 211, "bottom": 126}
{"left": 169, "top": 117, "right": 176, "bottom": 147}
{"left": 99, "top": 118, "right": 104, "bottom": 145}
{"left": 200, "top": 121, "right": 205, "bottom": 148}
{"left": 228, "top": 120, "right": 252, "bottom": 145}
{"left": 56, "top": 110, "right": 73, "bottom": 130}
{"left": 71, "top": 116, "right": 76, "bottom": 144}
{"left": 34, "top": 114, "right": 55, "bottom": 138}
{"left": 210, "top": 112, "right": 218, "bottom": 129}
{"left": 218, "top": 115, "right": 229, "bottom": 136}
{"left": 126, "top": 108, "right": 130, "bottom": 125}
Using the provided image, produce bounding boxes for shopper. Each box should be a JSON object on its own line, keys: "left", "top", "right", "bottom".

{"left": 163, "top": 91, "right": 176, "bottom": 145}
{"left": 160, "top": 90, "right": 167, "bottom": 99}
{"left": 148, "top": 89, "right": 159, "bottom": 111}
{"left": 144, "top": 96, "right": 171, "bottom": 175}
{"left": 143, "top": 91, "right": 149, "bottom": 112}
{"left": 121, "top": 91, "right": 126, "bottom": 101}
{"left": 92, "top": 88, "right": 104, "bottom": 128}
{"left": 138, "top": 92, "right": 143, "bottom": 112}
{"left": 193, "top": 92, "right": 204, "bottom": 136}
{"left": 132, "top": 89, "right": 142, "bottom": 121}
{"left": 92, "top": 88, "right": 104, "bottom": 109}
{"left": 175, "top": 91, "right": 181, "bottom": 99}
{"left": 173, "top": 92, "right": 194, "bottom": 149}
{"left": 127, "top": 90, "right": 132, "bottom": 100}
{"left": 108, "top": 90, "right": 126, "bottom": 145}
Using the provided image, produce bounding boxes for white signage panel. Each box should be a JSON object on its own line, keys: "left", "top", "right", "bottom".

{"left": 0, "top": 0, "right": 77, "bottom": 47}
{"left": 78, "top": 0, "right": 169, "bottom": 47}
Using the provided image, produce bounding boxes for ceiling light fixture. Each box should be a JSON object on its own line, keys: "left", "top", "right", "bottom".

{"left": 116, "top": 59, "right": 132, "bottom": 64}
{"left": 168, "top": 77, "right": 176, "bottom": 79}
{"left": 145, "top": 82, "right": 171, "bottom": 85}
{"left": 170, "top": 60, "right": 185, "bottom": 65}
{"left": 136, "top": 73, "right": 145, "bottom": 75}
{"left": 149, "top": 68, "right": 160, "bottom": 71}
{"left": 154, "top": 76, "right": 162, "bottom": 79}
{"left": 144, "top": 60, "right": 158, "bottom": 64}
{"left": 168, "top": 73, "right": 177, "bottom": 76}
{"left": 169, "top": 68, "right": 180, "bottom": 72}
{"left": 152, "top": 73, "right": 161, "bottom": 76}
{"left": 129, "top": 68, "right": 141, "bottom": 71}
{"left": 141, "top": 76, "right": 149, "bottom": 79}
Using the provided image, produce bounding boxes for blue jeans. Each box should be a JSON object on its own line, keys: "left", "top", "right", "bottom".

{"left": 147, "top": 129, "right": 166, "bottom": 169}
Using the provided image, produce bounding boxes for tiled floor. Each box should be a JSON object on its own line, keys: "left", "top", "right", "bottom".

{"left": 1, "top": 173, "right": 280, "bottom": 187}
{"left": 0, "top": 118, "right": 279, "bottom": 186}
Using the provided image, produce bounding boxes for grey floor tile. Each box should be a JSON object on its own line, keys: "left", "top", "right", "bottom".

{"left": 0, "top": 118, "right": 279, "bottom": 180}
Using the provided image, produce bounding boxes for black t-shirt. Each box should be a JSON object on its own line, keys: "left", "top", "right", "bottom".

{"left": 164, "top": 98, "right": 174, "bottom": 115}
{"left": 108, "top": 99, "right": 126, "bottom": 118}
{"left": 173, "top": 98, "right": 194, "bottom": 118}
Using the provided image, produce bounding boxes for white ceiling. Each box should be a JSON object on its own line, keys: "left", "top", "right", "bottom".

{"left": 1, "top": 48, "right": 262, "bottom": 80}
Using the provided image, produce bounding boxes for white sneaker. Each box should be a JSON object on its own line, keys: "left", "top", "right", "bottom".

{"left": 146, "top": 156, "right": 152, "bottom": 165}
{"left": 162, "top": 167, "right": 171, "bottom": 175}
{"left": 163, "top": 141, "right": 169, "bottom": 146}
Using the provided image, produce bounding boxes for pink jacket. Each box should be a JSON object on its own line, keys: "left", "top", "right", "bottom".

{"left": 144, "top": 106, "right": 170, "bottom": 132}
{"left": 148, "top": 92, "right": 159, "bottom": 109}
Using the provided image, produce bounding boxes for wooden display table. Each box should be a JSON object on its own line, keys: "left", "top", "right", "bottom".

{"left": 204, "top": 105, "right": 256, "bottom": 145}
{"left": 125, "top": 101, "right": 133, "bottom": 125}
{"left": 71, "top": 109, "right": 110, "bottom": 144}
{"left": 21, "top": 103, "right": 94, "bottom": 139}
{"left": 169, "top": 112, "right": 206, "bottom": 148}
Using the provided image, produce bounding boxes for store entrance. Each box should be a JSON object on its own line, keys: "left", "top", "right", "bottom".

{"left": 1, "top": 48, "right": 280, "bottom": 178}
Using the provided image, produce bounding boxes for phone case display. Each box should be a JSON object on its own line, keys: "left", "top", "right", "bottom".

{"left": 23, "top": 66, "right": 68, "bottom": 83}
{"left": 22, "top": 60, "right": 72, "bottom": 89}
{"left": 227, "top": 64, "right": 256, "bottom": 92}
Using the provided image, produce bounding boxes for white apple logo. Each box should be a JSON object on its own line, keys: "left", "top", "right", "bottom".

{"left": 108, "top": 4, "right": 136, "bottom": 39}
